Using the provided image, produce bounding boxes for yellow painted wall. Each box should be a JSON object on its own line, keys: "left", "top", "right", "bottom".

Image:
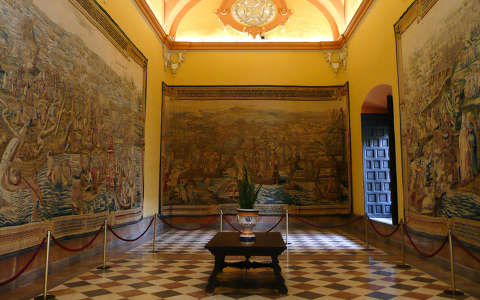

{"left": 172, "top": 51, "right": 344, "bottom": 85}
{"left": 99, "top": 0, "right": 171, "bottom": 217}
{"left": 99, "top": 0, "right": 418, "bottom": 220}
{"left": 347, "top": 0, "right": 414, "bottom": 217}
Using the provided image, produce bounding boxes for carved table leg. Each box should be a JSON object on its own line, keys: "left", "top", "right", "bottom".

{"left": 206, "top": 254, "right": 224, "bottom": 293}
{"left": 271, "top": 255, "right": 288, "bottom": 294}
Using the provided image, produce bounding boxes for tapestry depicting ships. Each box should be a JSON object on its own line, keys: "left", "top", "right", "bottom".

{"left": 161, "top": 85, "right": 351, "bottom": 215}
{"left": 0, "top": 0, "right": 145, "bottom": 229}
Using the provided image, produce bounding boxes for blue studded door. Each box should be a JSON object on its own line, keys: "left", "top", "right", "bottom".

{"left": 362, "top": 114, "right": 392, "bottom": 218}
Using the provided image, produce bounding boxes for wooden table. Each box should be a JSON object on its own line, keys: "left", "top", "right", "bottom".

{"left": 204, "top": 232, "right": 287, "bottom": 294}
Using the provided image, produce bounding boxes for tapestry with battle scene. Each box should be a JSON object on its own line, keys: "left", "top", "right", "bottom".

{"left": 0, "top": 0, "right": 146, "bottom": 254}
{"left": 161, "top": 84, "right": 351, "bottom": 216}
{"left": 396, "top": 0, "right": 480, "bottom": 247}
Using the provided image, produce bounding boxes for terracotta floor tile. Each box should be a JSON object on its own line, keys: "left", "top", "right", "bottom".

{"left": 50, "top": 288, "right": 77, "bottom": 296}
{"left": 96, "top": 281, "right": 122, "bottom": 288}
{"left": 329, "top": 291, "right": 361, "bottom": 299}
{"left": 357, "top": 283, "right": 384, "bottom": 291}
{"left": 291, "top": 283, "right": 318, "bottom": 290}
{"left": 401, "top": 291, "right": 433, "bottom": 300}
{"left": 79, "top": 275, "right": 101, "bottom": 280}
{"left": 162, "top": 282, "right": 187, "bottom": 289}
{"left": 116, "top": 289, "right": 146, "bottom": 298}
{"left": 319, "top": 277, "right": 344, "bottom": 283}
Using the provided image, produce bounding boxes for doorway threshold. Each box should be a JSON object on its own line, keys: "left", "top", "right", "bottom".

{"left": 370, "top": 218, "right": 392, "bottom": 225}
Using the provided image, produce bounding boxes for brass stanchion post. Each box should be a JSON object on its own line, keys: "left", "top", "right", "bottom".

{"left": 285, "top": 209, "right": 290, "bottom": 266}
{"left": 444, "top": 226, "right": 464, "bottom": 296}
{"left": 286, "top": 209, "right": 289, "bottom": 246}
{"left": 97, "top": 219, "right": 110, "bottom": 270}
{"left": 394, "top": 219, "right": 411, "bottom": 269}
{"left": 34, "top": 231, "right": 55, "bottom": 300}
{"left": 151, "top": 213, "right": 159, "bottom": 253}
{"left": 220, "top": 209, "right": 223, "bottom": 232}
{"left": 364, "top": 215, "right": 368, "bottom": 248}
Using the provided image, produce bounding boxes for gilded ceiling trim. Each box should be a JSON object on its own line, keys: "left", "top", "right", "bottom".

{"left": 170, "top": 40, "right": 344, "bottom": 50}
{"left": 134, "top": 0, "right": 374, "bottom": 50}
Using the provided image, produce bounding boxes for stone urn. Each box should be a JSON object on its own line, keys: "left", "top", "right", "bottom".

{"left": 237, "top": 208, "right": 259, "bottom": 243}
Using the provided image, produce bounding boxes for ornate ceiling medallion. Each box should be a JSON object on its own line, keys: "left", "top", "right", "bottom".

{"left": 216, "top": 0, "right": 292, "bottom": 39}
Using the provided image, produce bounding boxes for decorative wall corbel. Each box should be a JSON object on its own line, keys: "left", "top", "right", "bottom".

{"left": 324, "top": 46, "right": 348, "bottom": 75}
{"left": 162, "top": 44, "right": 186, "bottom": 76}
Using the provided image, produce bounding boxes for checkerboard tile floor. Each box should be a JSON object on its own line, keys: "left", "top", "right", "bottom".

{"left": 130, "top": 228, "right": 385, "bottom": 256}
{"left": 285, "top": 229, "right": 385, "bottom": 255}
{"left": 37, "top": 228, "right": 477, "bottom": 299}
{"left": 45, "top": 258, "right": 476, "bottom": 299}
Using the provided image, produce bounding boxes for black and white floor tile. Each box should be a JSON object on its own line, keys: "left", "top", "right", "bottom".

{"left": 130, "top": 228, "right": 385, "bottom": 256}
{"left": 37, "top": 228, "right": 476, "bottom": 299}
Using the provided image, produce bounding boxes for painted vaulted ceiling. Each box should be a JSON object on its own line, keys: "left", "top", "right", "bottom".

{"left": 143, "top": 0, "right": 367, "bottom": 43}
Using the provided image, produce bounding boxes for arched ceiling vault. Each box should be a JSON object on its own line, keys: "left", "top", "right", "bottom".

{"left": 135, "top": 0, "right": 374, "bottom": 50}
{"left": 305, "top": 0, "right": 342, "bottom": 40}
{"left": 168, "top": 0, "right": 202, "bottom": 38}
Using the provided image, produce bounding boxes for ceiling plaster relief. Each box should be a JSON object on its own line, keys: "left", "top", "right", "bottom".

{"left": 135, "top": 0, "right": 374, "bottom": 50}
{"left": 162, "top": 44, "right": 186, "bottom": 75}
{"left": 323, "top": 45, "right": 347, "bottom": 75}
{"left": 216, "top": 0, "right": 293, "bottom": 39}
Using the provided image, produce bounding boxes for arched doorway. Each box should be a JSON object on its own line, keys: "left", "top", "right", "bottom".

{"left": 361, "top": 85, "right": 398, "bottom": 225}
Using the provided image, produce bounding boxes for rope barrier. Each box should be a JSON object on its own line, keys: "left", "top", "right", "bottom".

{"left": 266, "top": 215, "right": 285, "bottom": 233}
{"left": 222, "top": 215, "right": 241, "bottom": 232}
{"left": 368, "top": 218, "right": 400, "bottom": 238}
{"left": 5, "top": 213, "right": 476, "bottom": 289}
{"left": 404, "top": 224, "right": 448, "bottom": 258}
{"left": 51, "top": 225, "right": 104, "bottom": 252}
{"left": 452, "top": 234, "right": 480, "bottom": 264}
{"left": 159, "top": 215, "right": 217, "bottom": 231}
{"left": 290, "top": 214, "right": 364, "bottom": 229}
{"left": 0, "top": 238, "right": 46, "bottom": 286}
{"left": 108, "top": 217, "right": 154, "bottom": 242}
{"left": 222, "top": 214, "right": 285, "bottom": 233}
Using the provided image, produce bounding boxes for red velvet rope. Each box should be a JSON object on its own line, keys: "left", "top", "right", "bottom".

{"left": 368, "top": 218, "right": 400, "bottom": 238}
{"left": 290, "top": 214, "right": 364, "bottom": 229}
{"left": 0, "top": 238, "right": 46, "bottom": 286}
{"left": 222, "top": 215, "right": 241, "bottom": 232}
{"left": 452, "top": 234, "right": 480, "bottom": 264}
{"left": 159, "top": 215, "right": 217, "bottom": 231}
{"left": 108, "top": 217, "right": 154, "bottom": 242}
{"left": 51, "top": 225, "right": 104, "bottom": 252}
{"left": 265, "top": 215, "right": 285, "bottom": 233}
{"left": 403, "top": 224, "right": 448, "bottom": 258}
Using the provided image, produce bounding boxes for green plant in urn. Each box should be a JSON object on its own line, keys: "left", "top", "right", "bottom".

{"left": 236, "top": 166, "right": 263, "bottom": 242}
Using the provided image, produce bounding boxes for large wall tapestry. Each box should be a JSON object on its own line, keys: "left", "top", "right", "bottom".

{"left": 161, "top": 84, "right": 351, "bottom": 215}
{"left": 0, "top": 0, "right": 146, "bottom": 254}
{"left": 396, "top": 0, "right": 480, "bottom": 247}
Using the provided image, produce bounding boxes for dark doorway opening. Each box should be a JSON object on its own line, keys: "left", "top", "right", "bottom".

{"left": 361, "top": 96, "right": 398, "bottom": 225}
